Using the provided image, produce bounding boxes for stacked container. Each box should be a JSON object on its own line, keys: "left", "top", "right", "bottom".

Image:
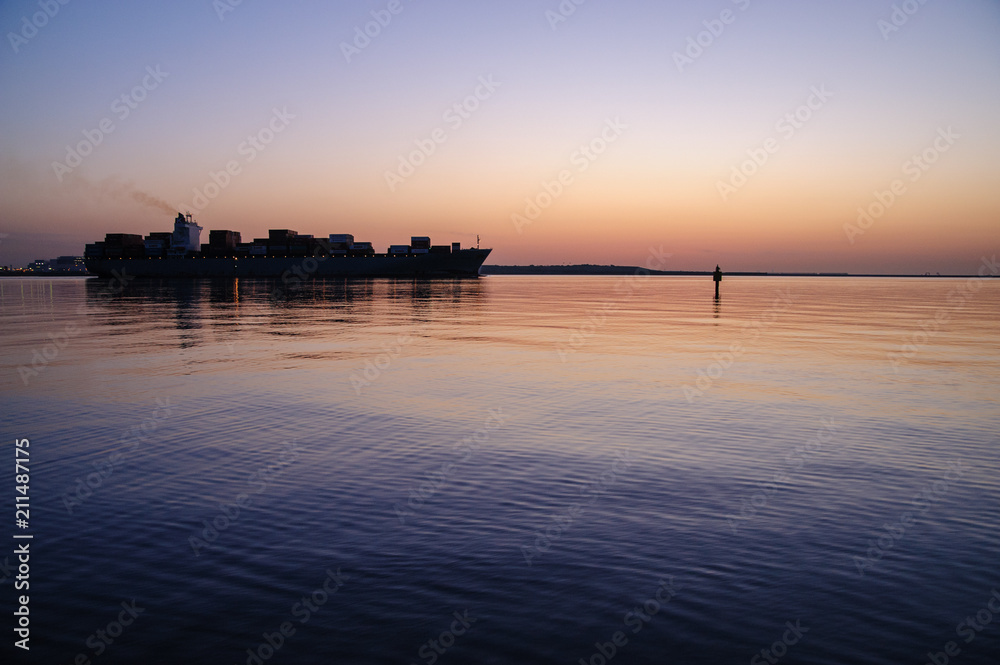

{"left": 328, "top": 234, "right": 354, "bottom": 256}
{"left": 410, "top": 236, "right": 431, "bottom": 254}
{"left": 103, "top": 233, "right": 144, "bottom": 258}
{"left": 144, "top": 232, "right": 173, "bottom": 257}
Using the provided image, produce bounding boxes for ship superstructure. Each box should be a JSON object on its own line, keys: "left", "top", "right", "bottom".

{"left": 84, "top": 213, "right": 490, "bottom": 278}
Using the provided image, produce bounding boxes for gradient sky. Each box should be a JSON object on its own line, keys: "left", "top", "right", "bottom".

{"left": 1, "top": 0, "right": 998, "bottom": 272}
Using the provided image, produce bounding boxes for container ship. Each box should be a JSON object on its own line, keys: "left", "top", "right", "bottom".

{"left": 84, "top": 213, "right": 491, "bottom": 278}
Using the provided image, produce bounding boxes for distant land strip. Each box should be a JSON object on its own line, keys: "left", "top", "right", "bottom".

{"left": 480, "top": 265, "right": 995, "bottom": 278}
{"left": 0, "top": 266, "right": 995, "bottom": 278}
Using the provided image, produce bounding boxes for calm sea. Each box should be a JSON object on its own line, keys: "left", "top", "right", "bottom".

{"left": 1, "top": 275, "right": 998, "bottom": 665}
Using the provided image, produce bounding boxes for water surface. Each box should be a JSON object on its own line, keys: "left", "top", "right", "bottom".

{"left": 1, "top": 275, "right": 998, "bottom": 664}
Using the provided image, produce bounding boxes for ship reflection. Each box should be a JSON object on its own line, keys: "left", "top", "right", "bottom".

{"left": 88, "top": 276, "right": 486, "bottom": 303}
{"left": 84, "top": 277, "right": 489, "bottom": 348}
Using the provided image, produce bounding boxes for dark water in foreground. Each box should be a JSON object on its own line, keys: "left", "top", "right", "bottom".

{"left": 0, "top": 275, "right": 998, "bottom": 665}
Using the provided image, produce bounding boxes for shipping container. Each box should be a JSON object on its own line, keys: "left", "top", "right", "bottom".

{"left": 144, "top": 237, "right": 168, "bottom": 257}
{"left": 104, "top": 233, "right": 143, "bottom": 247}
{"left": 209, "top": 230, "right": 241, "bottom": 249}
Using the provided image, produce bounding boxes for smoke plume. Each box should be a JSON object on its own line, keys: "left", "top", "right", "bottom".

{"left": 67, "top": 174, "right": 176, "bottom": 215}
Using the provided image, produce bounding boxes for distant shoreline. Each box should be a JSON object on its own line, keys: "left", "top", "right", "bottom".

{"left": 0, "top": 266, "right": 993, "bottom": 279}
{"left": 480, "top": 265, "right": 994, "bottom": 278}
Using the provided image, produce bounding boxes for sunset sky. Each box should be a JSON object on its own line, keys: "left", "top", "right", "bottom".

{"left": 1, "top": 0, "right": 998, "bottom": 273}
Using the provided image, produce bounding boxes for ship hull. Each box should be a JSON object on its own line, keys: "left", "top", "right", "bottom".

{"left": 84, "top": 249, "right": 491, "bottom": 279}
